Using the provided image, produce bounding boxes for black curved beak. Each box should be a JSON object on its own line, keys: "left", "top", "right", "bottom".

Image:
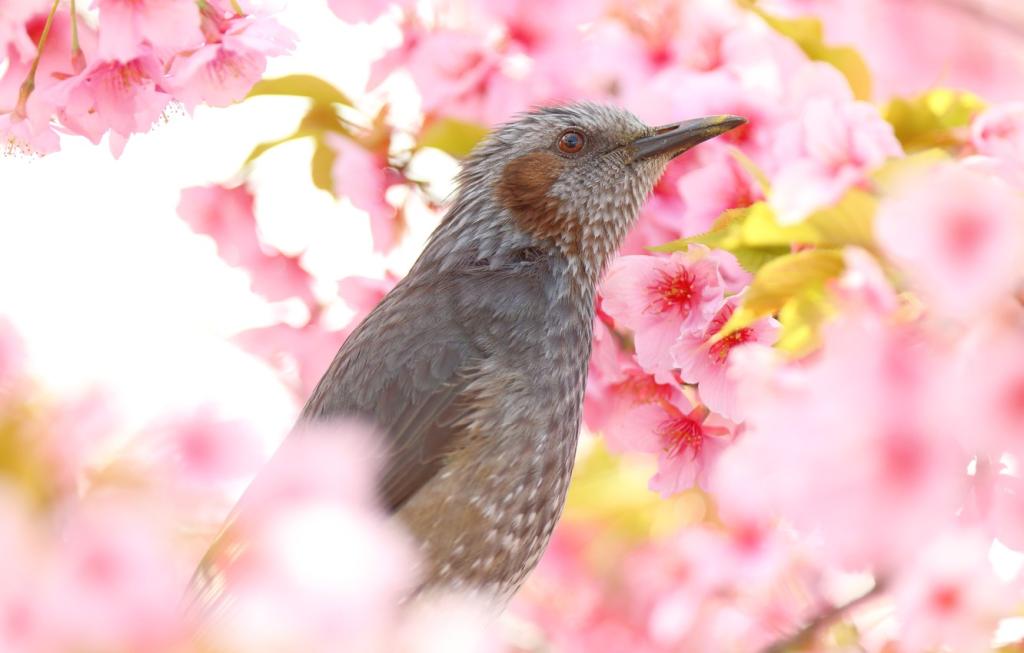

{"left": 631, "top": 115, "right": 747, "bottom": 162}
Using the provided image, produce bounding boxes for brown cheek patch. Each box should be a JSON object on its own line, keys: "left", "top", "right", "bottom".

{"left": 496, "top": 151, "right": 579, "bottom": 251}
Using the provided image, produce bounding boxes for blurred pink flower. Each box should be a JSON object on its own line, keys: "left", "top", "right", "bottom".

{"left": 0, "top": 0, "right": 42, "bottom": 61}
{"left": 1, "top": 11, "right": 94, "bottom": 154}
{"left": 48, "top": 500, "right": 185, "bottom": 651}
{"left": 95, "top": 0, "right": 202, "bottom": 62}
{"left": 964, "top": 461, "right": 1024, "bottom": 553}
{"left": 328, "top": 0, "right": 410, "bottom": 24}
{"left": 582, "top": 313, "right": 634, "bottom": 433}
{"left": 672, "top": 295, "right": 778, "bottom": 421}
{"left": 0, "top": 317, "right": 26, "bottom": 389}
{"left": 177, "top": 184, "right": 317, "bottom": 308}
{"left": 235, "top": 321, "right": 347, "bottom": 397}
{"left": 951, "top": 311, "right": 1024, "bottom": 462}
{"left": 146, "top": 408, "right": 265, "bottom": 486}
{"left": 678, "top": 154, "right": 760, "bottom": 235}
{"left": 875, "top": 162, "right": 1024, "bottom": 320}
{"left": 602, "top": 247, "right": 725, "bottom": 383}
{"left": 772, "top": 98, "right": 902, "bottom": 224}
{"left": 166, "top": 10, "right": 294, "bottom": 109}
{"left": 893, "top": 531, "right": 1016, "bottom": 653}
{"left": 972, "top": 102, "right": 1024, "bottom": 165}
{"left": 329, "top": 134, "right": 402, "bottom": 252}
{"left": 0, "top": 108, "right": 60, "bottom": 155}
{"left": 715, "top": 311, "right": 967, "bottom": 572}
{"left": 47, "top": 54, "right": 170, "bottom": 156}
{"left": 198, "top": 426, "right": 417, "bottom": 649}
{"left": 0, "top": 491, "right": 46, "bottom": 653}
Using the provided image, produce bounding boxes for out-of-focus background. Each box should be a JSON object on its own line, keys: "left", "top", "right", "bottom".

{"left": 4, "top": 1, "right": 1024, "bottom": 651}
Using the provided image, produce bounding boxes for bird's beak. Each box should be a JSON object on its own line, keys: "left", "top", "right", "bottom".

{"left": 630, "top": 115, "right": 747, "bottom": 162}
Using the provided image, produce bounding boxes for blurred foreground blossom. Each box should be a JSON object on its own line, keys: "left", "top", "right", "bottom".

{"left": 0, "top": 317, "right": 500, "bottom": 653}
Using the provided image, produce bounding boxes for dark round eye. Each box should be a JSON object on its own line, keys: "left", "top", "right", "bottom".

{"left": 557, "top": 129, "right": 585, "bottom": 154}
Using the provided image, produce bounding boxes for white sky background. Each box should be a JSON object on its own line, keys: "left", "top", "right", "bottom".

{"left": 0, "top": 3, "right": 438, "bottom": 443}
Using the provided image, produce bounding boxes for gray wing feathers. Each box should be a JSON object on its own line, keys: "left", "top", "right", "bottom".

{"left": 300, "top": 276, "right": 484, "bottom": 511}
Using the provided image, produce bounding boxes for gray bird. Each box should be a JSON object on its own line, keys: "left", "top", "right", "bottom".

{"left": 193, "top": 103, "right": 744, "bottom": 610}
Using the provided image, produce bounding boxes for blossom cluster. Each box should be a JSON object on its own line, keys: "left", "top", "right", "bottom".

{"left": 0, "top": 318, "right": 500, "bottom": 652}
{"left": 0, "top": 0, "right": 294, "bottom": 155}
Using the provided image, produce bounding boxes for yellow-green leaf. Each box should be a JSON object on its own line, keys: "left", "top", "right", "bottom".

{"left": 803, "top": 189, "right": 878, "bottom": 252}
{"left": 727, "top": 146, "right": 771, "bottom": 195}
{"left": 775, "top": 285, "right": 836, "bottom": 356}
{"left": 870, "top": 148, "right": 950, "bottom": 194}
{"left": 311, "top": 137, "right": 337, "bottom": 196}
{"left": 564, "top": 440, "right": 708, "bottom": 539}
{"left": 883, "top": 89, "right": 985, "bottom": 152}
{"left": 418, "top": 118, "right": 489, "bottom": 158}
{"left": 713, "top": 249, "right": 845, "bottom": 341}
{"left": 731, "top": 246, "right": 791, "bottom": 273}
{"left": 247, "top": 74, "right": 353, "bottom": 106}
{"left": 243, "top": 104, "right": 348, "bottom": 166}
{"left": 751, "top": 8, "right": 872, "bottom": 100}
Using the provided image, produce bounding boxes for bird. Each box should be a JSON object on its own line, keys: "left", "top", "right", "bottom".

{"left": 191, "top": 102, "right": 745, "bottom": 612}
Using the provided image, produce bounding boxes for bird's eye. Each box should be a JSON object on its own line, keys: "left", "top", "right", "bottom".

{"left": 557, "top": 129, "right": 585, "bottom": 154}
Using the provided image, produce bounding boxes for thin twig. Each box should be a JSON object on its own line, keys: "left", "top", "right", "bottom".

{"left": 760, "top": 578, "right": 887, "bottom": 653}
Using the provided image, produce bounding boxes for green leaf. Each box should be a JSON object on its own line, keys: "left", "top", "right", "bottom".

{"left": 713, "top": 249, "right": 845, "bottom": 342}
{"left": 311, "top": 137, "right": 338, "bottom": 196}
{"left": 731, "top": 246, "right": 792, "bottom": 273}
{"left": 247, "top": 74, "right": 353, "bottom": 106}
{"left": 727, "top": 147, "right": 771, "bottom": 196}
{"left": 775, "top": 285, "right": 836, "bottom": 356}
{"left": 243, "top": 103, "right": 348, "bottom": 166}
{"left": 751, "top": 7, "right": 872, "bottom": 100}
{"left": 802, "top": 189, "right": 878, "bottom": 252}
{"left": 418, "top": 118, "right": 489, "bottom": 158}
{"left": 883, "top": 89, "right": 985, "bottom": 152}
{"left": 870, "top": 148, "right": 951, "bottom": 194}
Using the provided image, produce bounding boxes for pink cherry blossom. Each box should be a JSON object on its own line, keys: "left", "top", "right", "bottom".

{"left": 772, "top": 98, "right": 902, "bottom": 224}
{"left": 235, "top": 321, "right": 348, "bottom": 397}
{"left": 602, "top": 247, "right": 725, "bottom": 383}
{"left": 671, "top": 295, "right": 778, "bottom": 421}
{"left": 0, "top": 318, "right": 26, "bottom": 389}
{"left": 166, "top": 10, "right": 295, "bottom": 110}
{"left": 177, "top": 184, "right": 317, "bottom": 308}
{"left": 329, "top": 134, "right": 402, "bottom": 252}
{"left": 714, "top": 310, "right": 968, "bottom": 572}
{"left": 47, "top": 54, "right": 171, "bottom": 156}
{"left": 951, "top": 310, "right": 1024, "bottom": 462}
{"left": 0, "top": 491, "right": 47, "bottom": 653}
{"left": 582, "top": 313, "right": 635, "bottom": 433}
{"left": 143, "top": 407, "right": 265, "bottom": 486}
{"left": 603, "top": 373, "right": 734, "bottom": 495}
{"left": 972, "top": 102, "right": 1024, "bottom": 169}
{"left": 328, "top": 0, "right": 410, "bottom": 24}
{"left": 677, "top": 154, "right": 761, "bottom": 236}
{"left": 964, "top": 461, "right": 1024, "bottom": 553}
{"left": 94, "top": 0, "right": 202, "bottom": 62}
{"left": 893, "top": 531, "right": 1016, "bottom": 653}
{"left": 0, "top": 0, "right": 42, "bottom": 61}
{"left": 875, "top": 162, "right": 1024, "bottom": 320}
{"left": 48, "top": 500, "right": 186, "bottom": 651}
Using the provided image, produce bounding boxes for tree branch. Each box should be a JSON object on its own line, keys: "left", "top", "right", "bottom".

{"left": 759, "top": 578, "right": 888, "bottom": 653}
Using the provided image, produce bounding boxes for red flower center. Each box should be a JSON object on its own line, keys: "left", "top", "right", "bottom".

{"left": 943, "top": 211, "right": 989, "bottom": 267}
{"left": 1003, "top": 376, "right": 1024, "bottom": 424}
{"left": 648, "top": 268, "right": 696, "bottom": 315}
{"left": 708, "top": 328, "right": 754, "bottom": 364}
{"left": 928, "top": 583, "right": 962, "bottom": 614}
{"left": 658, "top": 413, "right": 705, "bottom": 458}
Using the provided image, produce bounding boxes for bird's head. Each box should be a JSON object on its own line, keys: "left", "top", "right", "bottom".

{"left": 450, "top": 102, "right": 745, "bottom": 279}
